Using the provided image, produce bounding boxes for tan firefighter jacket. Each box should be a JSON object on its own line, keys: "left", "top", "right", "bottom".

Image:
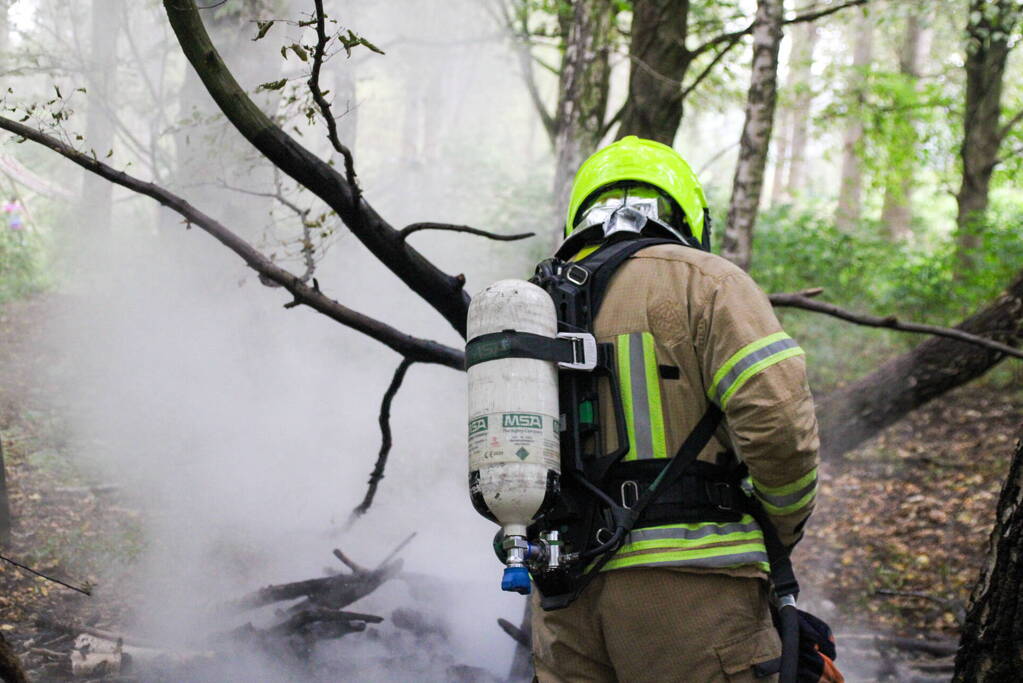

{"left": 587, "top": 242, "right": 819, "bottom": 579}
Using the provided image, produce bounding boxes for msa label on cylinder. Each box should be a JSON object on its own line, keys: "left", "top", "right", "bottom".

{"left": 468, "top": 411, "right": 559, "bottom": 470}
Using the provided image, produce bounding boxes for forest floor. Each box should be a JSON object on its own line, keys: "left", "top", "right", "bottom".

{"left": 0, "top": 293, "right": 1020, "bottom": 680}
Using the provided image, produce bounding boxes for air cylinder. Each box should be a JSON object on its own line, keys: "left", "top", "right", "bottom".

{"left": 467, "top": 280, "right": 561, "bottom": 593}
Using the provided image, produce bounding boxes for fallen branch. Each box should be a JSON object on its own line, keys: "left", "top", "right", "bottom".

{"left": 768, "top": 291, "right": 1023, "bottom": 360}
{"left": 496, "top": 618, "right": 530, "bottom": 648}
{"left": 0, "top": 116, "right": 465, "bottom": 371}
{"left": 228, "top": 542, "right": 409, "bottom": 613}
{"left": 399, "top": 222, "right": 535, "bottom": 243}
{"left": 350, "top": 357, "right": 415, "bottom": 520}
{"left": 0, "top": 552, "right": 92, "bottom": 595}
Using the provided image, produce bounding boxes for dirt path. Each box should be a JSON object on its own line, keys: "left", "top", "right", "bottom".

{"left": 0, "top": 295, "right": 139, "bottom": 680}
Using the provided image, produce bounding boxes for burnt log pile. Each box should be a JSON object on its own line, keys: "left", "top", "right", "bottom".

{"left": 4, "top": 536, "right": 502, "bottom": 681}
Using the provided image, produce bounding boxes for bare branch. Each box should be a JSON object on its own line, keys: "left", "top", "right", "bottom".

{"left": 309, "top": 0, "right": 358, "bottom": 189}
{"left": 769, "top": 291, "right": 1023, "bottom": 360}
{"left": 163, "top": 0, "right": 471, "bottom": 338}
{"left": 680, "top": 34, "right": 745, "bottom": 101}
{"left": 399, "top": 222, "right": 535, "bottom": 242}
{"left": 350, "top": 357, "right": 415, "bottom": 520}
{"left": 492, "top": 0, "right": 556, "bottom": 144}
{"left": 374, "top": 532, "right": 417, "bottom": 569}
{"left": 998, "top": 107, "right": 1023, "bottom": 140}
{"left": 332, "top": 548, "right": 367, "bottom": 573}
{"left": 691, "top": 0, "right": 870, "bottom": 58}
{"left": 0, "top": 551, "right": 91, "bottom": 596}
{"left": 0, "top": 115, "right": 465, "bottom": 369}
{"left": 497, "top": 618, "right": 530, "bottom": 647}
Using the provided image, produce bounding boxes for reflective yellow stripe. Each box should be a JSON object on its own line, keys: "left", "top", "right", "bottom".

{"left": 757, "top": 486, "right": 817, "bottom": 516}
{"left": 752, "top": 467, "right": 818, "bottom": 515}
{"left": 753, "top": 467, "right": 818, "bottom": 497}
{"left": 619, "top": 332, "right": 667, "bottom": 461}
{"left": 642, "top": 333, "right": 668, "bottom": 459}
{"left": 603, "top": 542, "right": 771, "bottom": 572}
{"left": 616, "top": 531, "right": 764, "bottom": 554}
{"left": 599, "top": 516, "right": 770, "bottom": 572}
{"left": 617, "top": 334, "right": 637, "bottom": 461}
{"left": 709, "top": 332, "right": 804, "bottom": 408}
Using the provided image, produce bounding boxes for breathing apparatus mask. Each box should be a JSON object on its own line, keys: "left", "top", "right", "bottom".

{"left": 560, "top": 184, "right": 702, "bottom": 257}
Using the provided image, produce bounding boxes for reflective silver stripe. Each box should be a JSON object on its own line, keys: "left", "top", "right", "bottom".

{"left": 713, "top": 337, "right": 800, "bottom": 401}
{"left": 628, "top": 332, "right": 654, "bottom": 460}
{"left": 619, "top": 550, "right": 771, "bottom": 569}
{"left": 755, "top": 478, "right": 817, "bottom": 510}
{"left": 625, "top": 521, "right": 762, "bottom": 544}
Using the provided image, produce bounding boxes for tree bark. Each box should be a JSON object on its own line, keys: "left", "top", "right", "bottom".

{"left": 953, "top": 427, "right": 1023, "bottom": 681}
{"left": 879, "top": 7, "right": 929, "bottom": 239}
{"left": 551, "top": 0, "right": 616, "bottom": 230}
{"left": 721, "top": 0, "right": 784, "bottom": 272}
{"left": 0, "top": 632, "right": 28, "bottom": 683}
{"left": 80, "top": 0, "right": 124, "bottom": 235}
{"left": 0, "top": 1, "right": 8, "bottom": 61}
{"left": 834, "top": 12, "right": 872, "bottom": 232}
{"left": 616, "top": 0, "right": 692, "bottom": 145}
{"left": 816, "top": 269, "right": 1023, "bottom": 459}
{"left": 0, "top": 435, "right": 10, "bottom": 545}
{"left": 783, "top": 19, "right": 817, "bottom": 197}
{"left": 955, "top": 0, "right": 1020, "bottom": 273}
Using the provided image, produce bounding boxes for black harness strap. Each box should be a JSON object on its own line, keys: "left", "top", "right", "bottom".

{"left": 541, "top": 403, "right": 725, "bottom": 610}
{"left": 464, "top": 330, "right": 580, "bottom": 369}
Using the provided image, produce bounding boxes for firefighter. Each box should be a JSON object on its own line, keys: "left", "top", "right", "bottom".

{"left": 531, "top": 136, "right": 820, "bottom": 682}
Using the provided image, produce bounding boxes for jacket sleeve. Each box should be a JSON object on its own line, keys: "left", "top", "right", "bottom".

{"left": 694, "top": 270, "right": 820, "bottom": 548}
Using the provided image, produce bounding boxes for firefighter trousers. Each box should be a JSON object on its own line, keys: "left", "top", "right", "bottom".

{"left": 531, "top": 568, "right": 780, "bottom": 682}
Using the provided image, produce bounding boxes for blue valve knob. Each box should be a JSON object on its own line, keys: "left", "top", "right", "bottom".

{"left": 501, "top": 566, "right": 531, "bottom": 594}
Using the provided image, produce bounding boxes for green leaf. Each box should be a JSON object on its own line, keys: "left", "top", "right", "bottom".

{"left": 253, "top": 20, "right": 275, "bottom": 41}
{"left": 257, "top": 78, "right": 288, "bottom": 92}
{"left": 289, "top": 43, "right": 309, "bottom": 62}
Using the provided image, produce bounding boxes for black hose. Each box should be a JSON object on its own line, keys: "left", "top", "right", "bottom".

{"left": 778, "top": 603, "right": 799, "bottom": 683}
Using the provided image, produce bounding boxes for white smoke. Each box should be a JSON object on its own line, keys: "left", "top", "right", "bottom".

{"left": 26, "top": 1, "right": 552, "bottom": 679}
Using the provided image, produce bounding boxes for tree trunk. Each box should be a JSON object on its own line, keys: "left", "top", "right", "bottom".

{"left": 551, "top": 0, "right": 616, "bottom": 230}
{"left": 0, "top": 435, "right": 10, "bottom": 545}
{"left": 955, "top": 0, "right": 1020, "bottom": 273}
{"left": 0, "top": 1, "right": 8, "bottom": 60}
{"left": 720, "top": 0, "right": 784, "bottom": 272}
{"left": 834, "top": 13, "right": 872, "bottom": 232}
{"left": 953, "top": 427, "right": 1023, "bottom": 681}
{"left": 879, "top": 7, "right": 929, "bottom": 239}
{"left": 80, "top": 0, "right": 124, "bottom": 234}
{"left": 616, "top": 0, "right": 692, "bottom": 145}
{"left": 784, "top": 19, "right": 817, "bottom": 198}
{"left": 816, "top": 269, "right": 1023, "bottom": 459}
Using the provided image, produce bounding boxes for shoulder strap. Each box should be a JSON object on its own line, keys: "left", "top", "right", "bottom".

{"left": 577, "top": 237, "right": 677, "bottom": 320}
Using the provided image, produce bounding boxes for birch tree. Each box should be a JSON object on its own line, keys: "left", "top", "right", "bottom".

{"left": 721, "top": 0, "right": 785, "bottom": 271}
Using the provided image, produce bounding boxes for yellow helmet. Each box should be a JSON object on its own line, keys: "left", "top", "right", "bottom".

{"left": 563, "top": 136, "right": 709, "bottom": 252}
